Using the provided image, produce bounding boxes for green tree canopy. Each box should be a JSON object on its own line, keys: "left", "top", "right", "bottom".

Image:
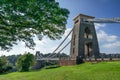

{"left": 0, "top": 0, "right": 69, "bottom": 50}
{"left": 0, "top": 56, "right": 12, "bottom": 73}
{"left": 16, "top": 52, "right": 35, "bottom": 72}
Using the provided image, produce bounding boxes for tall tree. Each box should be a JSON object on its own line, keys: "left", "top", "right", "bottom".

{"left": 16, "top": 52, "right": 35, "bottom": 72}
{"left": 0, "top": 0, "right": 69, "bottom": 50}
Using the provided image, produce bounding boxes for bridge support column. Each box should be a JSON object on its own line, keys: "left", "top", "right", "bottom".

{"left": 70, "top": 14, "right": 100, "bottom": 62}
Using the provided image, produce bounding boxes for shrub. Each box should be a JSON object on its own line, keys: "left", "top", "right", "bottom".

{"left": 16, "top": 52, "right": 35, "bottom": 72}
{"left": 0, "top": 56, "right": 13, "bottom": 74}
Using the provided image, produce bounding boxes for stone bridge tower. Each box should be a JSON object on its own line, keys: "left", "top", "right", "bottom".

{"left": 70, "top": 14, "right": 99, "bottom": 60}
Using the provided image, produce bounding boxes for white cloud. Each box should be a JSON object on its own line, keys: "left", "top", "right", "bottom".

{"left": 102, "top": 41, "right": 120, "bottom": 49}
{"left": 95, "top": 23, "right": 120, "bottom": 53}
{"left": 97, "top": 30, "right": 118, "bottom": 42}
{"left": 95, "top": 23, "right": 106, "bottom": 30}
{"left": 34, "top": 39, "right": 46, "bottom": 46}
{"left": 63, "top": 28, "right": 72, "bottom": 39}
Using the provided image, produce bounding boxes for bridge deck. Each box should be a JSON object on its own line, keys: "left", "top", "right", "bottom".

{"left": 36, "top": 58, "right": 59, "bottom": 61}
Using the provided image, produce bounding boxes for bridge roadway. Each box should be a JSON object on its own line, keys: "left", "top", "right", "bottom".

{"left": 36, "top": 58, "right": 59, "bottom": 61}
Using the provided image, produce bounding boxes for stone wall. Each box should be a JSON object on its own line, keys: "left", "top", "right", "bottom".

{"left": 59, "top": 59, "right": 76, "bottom": 66}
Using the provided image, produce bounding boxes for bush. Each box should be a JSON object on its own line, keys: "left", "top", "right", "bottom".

{"left": 0, "top": 56, "right": 13, "bottom": 74}
{"left": 76, "top": 56, "right": 84, "bottom": 64}
{"left": 16, "top": 52, "right": 35, "bottom": 72}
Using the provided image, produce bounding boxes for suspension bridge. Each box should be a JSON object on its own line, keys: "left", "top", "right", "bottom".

{"left": 35, "top": 14, "right": 120, "bottom": 65}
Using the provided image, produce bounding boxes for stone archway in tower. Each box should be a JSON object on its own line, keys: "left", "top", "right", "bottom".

{"left": 84, "top": 27, "right": 93, "bottom": 58}
{"left": 84, "top": 27, "right": 92, "bottom": 39}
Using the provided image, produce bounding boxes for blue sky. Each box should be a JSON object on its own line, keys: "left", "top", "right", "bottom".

{"left": 57, "top": 0, "right": 120, "bottom": 27}
{"left": 57, "top": 0, "right": 120, "bottom": 53}
{"left": 0, "top": 0, "right": 120, "bottom": 56}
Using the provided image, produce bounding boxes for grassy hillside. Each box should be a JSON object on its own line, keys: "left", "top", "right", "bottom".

{"left": 0, "top": 62, "right": 120, "bottom": 80}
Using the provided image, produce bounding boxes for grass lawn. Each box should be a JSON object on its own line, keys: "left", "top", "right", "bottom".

{"left": 0, "top": 61, "right": 120, "bottom": 80}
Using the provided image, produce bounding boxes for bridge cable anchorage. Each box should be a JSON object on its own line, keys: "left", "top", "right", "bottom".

{"left": 50, "top": 40, "right": 71, "bottom": 58}
{"left": 46, "top": 28, "right": 73, "bottom": 58}
{"left": 84, "top": 18, "right": 120, "bottom": 23}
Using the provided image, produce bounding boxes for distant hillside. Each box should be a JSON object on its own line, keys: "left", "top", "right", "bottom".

{"left": 0, "top": 62, "right": 120, "bottom": 80}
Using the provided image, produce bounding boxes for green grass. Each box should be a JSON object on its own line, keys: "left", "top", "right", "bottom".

{"left": 0, "top": 61, "right": 120, "bottom": 80}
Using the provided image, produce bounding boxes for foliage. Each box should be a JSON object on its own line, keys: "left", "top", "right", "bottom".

{"left": 7, "top": 54, "right": 21, "bottom": 66}
{"left": 0, "top": 62, "right": 120, "bottom": 80}
{"left": 0, "top": 56, "right": 12, "bottom": 74}
{"left": 7, "top": 55, "right": 21, "bottom": 72}
{"left": 0, "top": 0, "right": 69, "bottom": 50}
{"left": 44, "top": 65, "right": 61, "bottom": 69}
{"left": 76, "top": 56, "right": 84, "bottom": 64}
{"left": 16, "top": 52, "right": 35, "bottom": 72}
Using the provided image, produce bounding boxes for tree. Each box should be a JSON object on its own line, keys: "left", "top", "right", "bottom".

{"left": 16, "top": 52, "right": 35, "bottom": 72}
{"left": 7, "top": 54, "right": 21, "bottom": 66}
{"left": 0, "top": 0, "right": 69, "bottom": 50}
{"left": 0, "top": 56, "right": 12, "bottom": 74}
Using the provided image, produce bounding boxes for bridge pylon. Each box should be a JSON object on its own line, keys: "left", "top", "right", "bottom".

{"left": 70, "top": 14, "right": 100, "bottom": 60}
